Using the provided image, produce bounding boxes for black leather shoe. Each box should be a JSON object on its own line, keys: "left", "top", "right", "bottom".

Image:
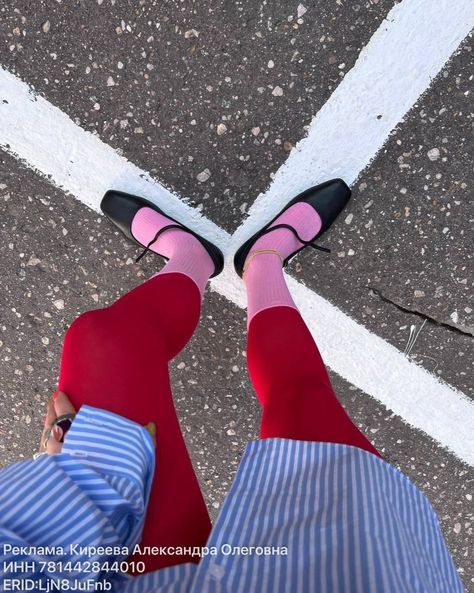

{"left": 233, "top": 178, "right": 351, "bottom": 278}
{"left": 101, "top": 190, "right": 224, "bottom": 278}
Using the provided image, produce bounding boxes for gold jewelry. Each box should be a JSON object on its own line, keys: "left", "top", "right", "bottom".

{"left": 144, "top": 421, "right": 157, "bottom": 445}
{"left": 242, "top": 248, "right": 284, "bottom": 279}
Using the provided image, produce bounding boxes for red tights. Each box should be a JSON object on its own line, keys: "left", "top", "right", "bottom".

{"left": 58, "top": 272, "right": 380, "bottom": 573}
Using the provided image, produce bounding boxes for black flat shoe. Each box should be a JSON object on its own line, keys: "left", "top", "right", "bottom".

{"left": 100, "top": 190, "right": 224, "bottom": 278}
{"left": 233, "top": 178, "right": 351, "bottom": 278}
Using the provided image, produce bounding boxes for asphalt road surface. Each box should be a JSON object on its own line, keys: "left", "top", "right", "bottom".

{"left": 0, "top": 1, "right": 472, "bottom": 588}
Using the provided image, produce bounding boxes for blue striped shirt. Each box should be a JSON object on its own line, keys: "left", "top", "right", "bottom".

{"left": 0, "top": 406, "right": 465, "bottom": 592}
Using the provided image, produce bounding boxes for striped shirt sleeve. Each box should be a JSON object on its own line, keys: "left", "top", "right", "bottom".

{"left": 0, "top": 405, "right": 155, "bottom": 591}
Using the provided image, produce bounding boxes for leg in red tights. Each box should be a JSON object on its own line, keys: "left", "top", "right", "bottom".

{"left": 58, "top": 272, "right": 211, "bottom": 573}
{"left": 247, "top": 305, "right": 381, "bottom": 458}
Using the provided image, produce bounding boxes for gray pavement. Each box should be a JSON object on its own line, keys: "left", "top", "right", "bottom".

{"left": 0, "top": 1, "right": 472, "bottom": 590}
{"left": 1, "top": 145, "right": 472, "bottom": 588}
{"left": 0, "top": 0, "right": 395, "bottom": 230}
{"left": 290, "top": 39, "right": 474, "bottom": 397}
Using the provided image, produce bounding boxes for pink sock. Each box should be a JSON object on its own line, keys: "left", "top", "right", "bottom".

{"left": 243, "top": 202, "right": 322, "bottom": 326}
{"left": 131, "top": 207, "right": 214, "bottom": 297}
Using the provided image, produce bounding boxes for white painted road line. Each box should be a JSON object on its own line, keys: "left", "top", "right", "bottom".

{"left": 0, "top": 69, "right": 229, "bottom": 249}
{"left": 216, "top": 270, "right": 474, "bottom": 465}
{"left": 1, "top": 0, "right": 473, "bottom": 465}
{"left": 231, "top": 0, "right": 474, "bottom": 248}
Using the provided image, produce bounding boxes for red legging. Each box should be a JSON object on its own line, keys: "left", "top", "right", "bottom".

{"left": 58, "top": 272, "right": 380, "bottom": 574}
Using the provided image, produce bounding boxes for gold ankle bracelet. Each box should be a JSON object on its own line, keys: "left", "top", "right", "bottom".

{"left": 242, "top": 248, "right": 284, "bottom": 279}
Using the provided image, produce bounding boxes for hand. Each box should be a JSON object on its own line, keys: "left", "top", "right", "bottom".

{"left": 38, "top": 391, "right": 77, "bottom": 456}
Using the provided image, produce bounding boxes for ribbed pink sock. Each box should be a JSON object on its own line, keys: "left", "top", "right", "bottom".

{"left": 243, "top": 202, "right": 322, "bottom": 326}
{"left": 131, "top": 207, "right": 214, "bottom": 297}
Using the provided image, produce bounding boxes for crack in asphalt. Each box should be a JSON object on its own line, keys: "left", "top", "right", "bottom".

{"left": 367, "top": 286, "right": 474, "bottom": 338}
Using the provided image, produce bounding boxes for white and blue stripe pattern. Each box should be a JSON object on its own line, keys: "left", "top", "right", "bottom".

{"left": 0, "top": 407, "right": 465, "bottom": 593}
{"left": 0, "top": 406, "right": 154, "bottom": 590}
{"left": 189, "top": 439, "right": 465, "bottom": 593}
